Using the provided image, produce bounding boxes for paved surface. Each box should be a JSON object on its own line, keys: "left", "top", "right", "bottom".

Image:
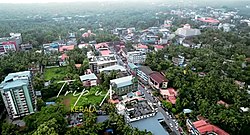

{"left": 138, "top": 84, "right": 181, "bottom": 135}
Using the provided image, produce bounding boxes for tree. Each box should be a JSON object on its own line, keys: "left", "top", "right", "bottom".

{"left": 1, "top": 122, "right": 19, "bottom": 135}
{"left": 162, "top": 100, "right": 172, "bottom": 110}
{"left": 32, "top": 118, "right": 59, "bottom": 135}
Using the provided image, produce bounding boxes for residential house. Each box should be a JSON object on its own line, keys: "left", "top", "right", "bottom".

{"left": 172, "top": 55, "right": 185, "bottom": 66}
{"left": 79, "top": 73, "right": 98, "bottom": 87}
{"left": 59, "top": 45, "right": 75, "bottom": 53}
{"left": 154, "top": 45, "right": 164, "bottom": 52}
{"left": 110, "top": 75, "right": 138, "bottom": 96}
{"left": 59, "top": 53, "right": 69, "bottom": 66}
{"left": 43, "top": 43, "right": 59, "bottom": 54}
{"left": 136, "top": 66, "right": 154, "bottom": 85}
{"left": 20, "top": 44, "right": 33, "bottom": 51}
{"left": 160, "top": 88, "right": 177, "bottom": 105}
{"left": 134, "top": 44, "right": 148, "bottom": 53}
{"left": 149, "top": 72, "right": 168, "bottom": 90}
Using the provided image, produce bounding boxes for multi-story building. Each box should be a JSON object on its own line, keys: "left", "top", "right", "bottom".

{"left": 0, "top": 33, "right": 22, "bottom": 54}
{"left": 0, "top": 71, "right": 36, "bottom": 119}
{"left": 136, "top": 66, "right": 154, "bottom": 85}
{"left": 110, "top": 76, "right": 138, "bottom": 96}
{"left": 89, "top": 55, "right": 118, "bottom": 73}
{"left": 149, "top": 72, "right": 168, "bottom": 90}
{"left": 127, "top": 51, "right": 146, "bottom": 64}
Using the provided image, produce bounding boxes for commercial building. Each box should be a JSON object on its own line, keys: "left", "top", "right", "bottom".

{"left": 136, "top": 66, "right": 154, "bottom": 85}
{"left": 0, "top": 33, "right": 22, "bottom": 54}
{"left": 89, "top": 55, "right": 118, "bottom": 73}
{"left": 110, "top": 76, "right": 138, "bottom": 96}
{"left": 127, "top": 51, "right": 146, "bottom": 64}
{"left": 0, "top": 71, "right": 36, "bottom": 119}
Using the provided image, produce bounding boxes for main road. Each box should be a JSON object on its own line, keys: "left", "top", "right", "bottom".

{"left": 138, "top": 84, "right": 181, "bottom": 135}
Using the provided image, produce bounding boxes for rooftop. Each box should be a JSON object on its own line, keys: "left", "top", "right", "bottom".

{"left": 131, "top": 112, "right": 169, "bottom": 135}
{"left": 149, "top": 72, "right": 168, "bottom": 83}
{"left": 79, "top": 73, "right": 97, "bottom": 81}
{"left": 0, "top": 79, "right": 28, "bottom": 90}
{"left": 59, "top": 45, "right": 75, "bottom": 52}
{"left": 193, "top": 120, "right": 229, "bottom": 135}
{"left": 3, "top": 71, "right": 31, "bottom": 82}
{"left": 100, "top": 50, "right": 111, "bottom": 56}
{"left": 99, "top": 65, "right": 126, "bottom": 72}
{"left": 110, "top": 75, "right": 133, "bottom": 88}
{"left": 137, "top": 66, "right": 153, "bottom": 75}
{"left": 128, "top": 63, "right": 138, "bottom": 70}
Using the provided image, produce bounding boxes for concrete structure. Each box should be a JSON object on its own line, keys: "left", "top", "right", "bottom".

{"left": 89, "top": 55, "right": 117, "bottom": 73}
{"left": 0, "top": 71, "right": 36, "bottom": 119}
{"left": 110, "top": 76, "right": 138, "bottom": 96}
{"left": 136, "top": 66, "right": 154, "bottom": 85}
{"left": 79, "top": 73, "right": 98, "bottom": 87}
{"left": 127, "top": 51, "right": 146, "bottom": 64}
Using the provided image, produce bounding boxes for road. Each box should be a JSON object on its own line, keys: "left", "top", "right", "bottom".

{"left": 138, "top": 84, "right": 181, "bottom": 135}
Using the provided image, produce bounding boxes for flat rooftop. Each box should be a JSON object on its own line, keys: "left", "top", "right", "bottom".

{"left": 131, "top": 112, "right": 169, "bottom": 135}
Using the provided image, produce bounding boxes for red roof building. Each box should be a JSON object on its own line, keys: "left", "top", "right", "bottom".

{"left": 59, "top": 45, "right": 75, "bottom": 52}
{"left": 100, "top": 50, "right": 111, "bottom": 56}
{"left": 160, "top": 88, "right": 177, "bottom": 104}
{"left": 61, "top": 53, "right": 69, "bottom": 61}
{"left": 94, "top": 42, "right": 109, "bottom": 50}
{"left": 197, "top": 17, "right": 220, "bottom": 23}
{"left": 192, "top": 120, "right": 229, "bottom": 135}
{"left": 149, "top": 72, "right": 168, "bottom": 90}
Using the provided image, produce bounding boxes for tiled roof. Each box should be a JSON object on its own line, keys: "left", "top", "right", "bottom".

{"left": 100, "top": 50, "right": 111, "bottom": 56}
{"left": 149, "top": 72, "right": 168, "bottom": 83}
{"left": 61, "top": 53, "right": 69, "bottom": 61}
{"left": 59, "top": 45, "right": 75, "bottom": 52}
{"left": 154, "top": 45, "right": 164, "bottom": 49}
{"left": 193, "top": 120, "right": 229, "bottom": 135}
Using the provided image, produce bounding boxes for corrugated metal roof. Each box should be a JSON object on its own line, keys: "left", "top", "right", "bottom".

{"left": 79, "top": 73, "right": 97, "bottom": 81}
{"left": 110, "top": 76, "right": 133, "bottom": 88}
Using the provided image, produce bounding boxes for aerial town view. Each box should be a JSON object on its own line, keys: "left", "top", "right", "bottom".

{"left": 0, "top": 0, "right": 249, "bottom": 135}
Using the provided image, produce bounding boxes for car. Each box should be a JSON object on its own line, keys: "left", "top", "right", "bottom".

{"left": 166, "top": 112, "right": 169, "bottom": 115}
{"left": 173, "top": 119, "right": 176, "bottom": 122}
{"left": 169, "top": 123, "right": 173, "bottom": 128}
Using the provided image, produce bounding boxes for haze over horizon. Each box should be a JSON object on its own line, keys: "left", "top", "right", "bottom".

{"left": 0, "top": 0, "right": 248, "bottom": 4}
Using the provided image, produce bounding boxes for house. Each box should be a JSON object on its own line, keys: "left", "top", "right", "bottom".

{"left": 79, "top": 73, "right": 98, "bottom": 87}
{"left": 59, "top": 45, "right": 75, "bottom": 52}
{"left": 160, "top": 88, "right": 177, "bottom": 104}
{"left": 89, "top": 55, "right": 117, "bottom": 73}
{"left": 149, "top": 72, "right": 168, "bottom": 90}
{"left": 20, "top": 44, "right": 33, "bottom": 51}
{"left": 186, "top": 119, "right": 229, "bottom": 135}
{"left": 110, "top": 75, "right": 138, "bottom": 96}
{"left": 217, "top": 100, "right": 229, "bottom": 108}
{"left": 172, "top": 55, "right": 185, "bottom": 66}
{"left": 59, "top": 53, "right": 69, "bottom": 66}
{"left": 94, "top": 42, "right": 109, "bottom": 50}
{"left": 43, "top": 43, "right": 59, "bottom": 54}
{"left": 136, "top": 66, "right": 154, "bottom": 85}
{"left": 78, "top": 43, "right": 89, "bottom": 49}
{"left": 100, "top": 49, "right": 112, "bottom": 56}
{"left": 154, "top": 45, "right": 164, "bottom": 52}
{"left": 134, "top": 44, "right": 148, "bottom": 53}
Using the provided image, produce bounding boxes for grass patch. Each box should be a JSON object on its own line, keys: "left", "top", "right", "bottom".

{"left": 44, "top": 66, "right": 68, "bottom": 81}
{"left": 60, "top": 87, "right": 107, "bottom": 110}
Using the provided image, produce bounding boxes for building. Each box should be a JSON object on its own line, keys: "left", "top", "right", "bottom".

{"left": 59, "top": 45, "right": 75, "bottom": 52}
{"left": 134, "top": 44, "right": 148, "bottom": 53}
{"left": 20, "top": 44, "right": 33, "bottom": 51}
{"left": 172, "top": 55, "right": 185, "bottom": 66}
{"left": 127, "top": 51, "right": 146, "bottom": 64}
{"left": 149, "top": 72, "right": 168, "bottom": 90}
{"left": 154, "top": 45, "right": 164, "bottom": 52}
{"left": 43, "top": 43, "right": 59, "bottom": 54}
{"left": 186, "top": 119, "right": 229, "bottom": 135}
{"left": 89, "top": 55, "right": 118, "bottom": 73}
{"left": 127, "top": 63, "right": 138, "bottom": 76}
{"left": 124, "top": 99, "right": 157, "bottom": 122}
{"left": 0, "top": 33, "right": 22, "bottom": 54}
{"left": 160, "top": 88, "right": 177, "bottom": 105}
{"left": 79, "top": 73, "right": 98, "bottom": 87}
{"left": 110, "top": 76, "right": 138, "bottom": 96}
{"left": 136, "top": 66, "right": 154, "bottom": 85}
{"left": 99, "top": 65, "right": 127, "bottom": 73}
{"left": 175, "top": 24, "right": 201, "bottom": 44}
{"left": 0, "top": 71, "right": 36, "bottom": 119}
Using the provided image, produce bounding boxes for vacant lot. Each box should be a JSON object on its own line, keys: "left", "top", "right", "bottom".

{"left": 44, "top": 66, "right": 68, "bottom": 81}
